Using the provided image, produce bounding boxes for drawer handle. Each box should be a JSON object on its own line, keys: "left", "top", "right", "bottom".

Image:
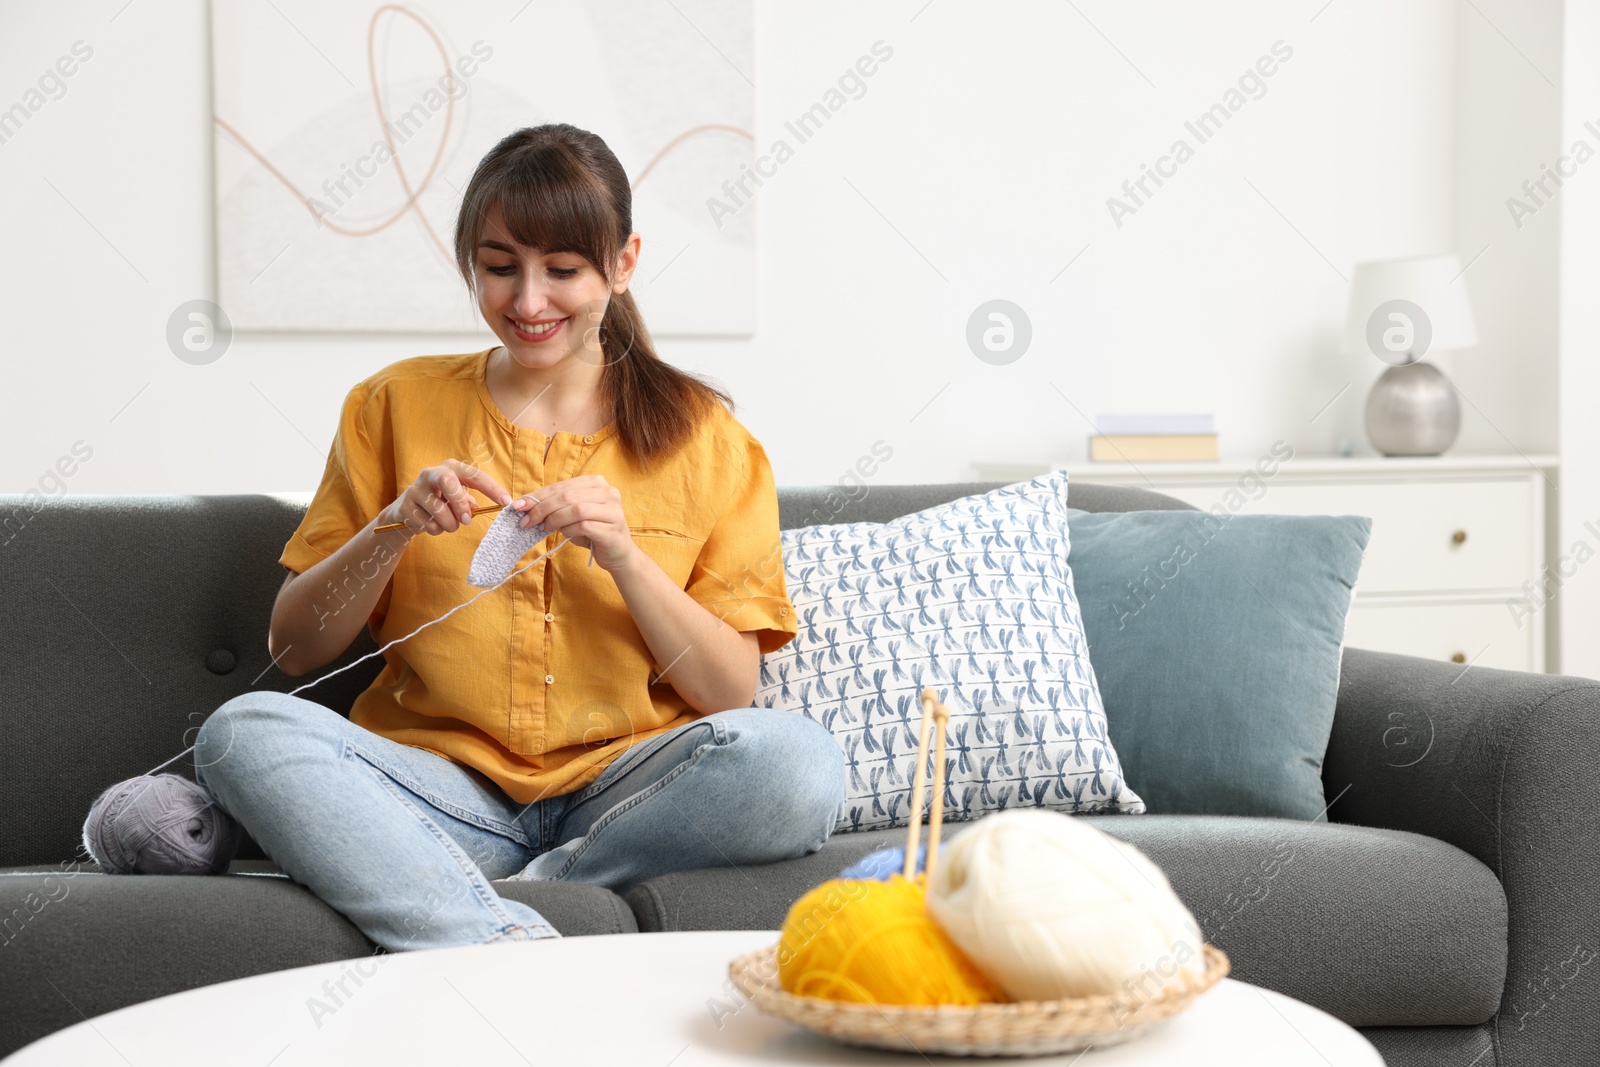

{"left": 1451, "top": 530, "right": 1468, "bottom": 545}
{"left": 1450, "top": 652, "right": 1467, "bottom": 664}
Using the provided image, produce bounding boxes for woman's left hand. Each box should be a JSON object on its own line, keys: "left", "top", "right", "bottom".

{"left": 511, "top": 474, "right": 641, "bottom": 574}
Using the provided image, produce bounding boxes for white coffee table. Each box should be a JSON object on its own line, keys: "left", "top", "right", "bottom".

{"left": 4, "top": 930, "right": 1382, "bottom": 1065}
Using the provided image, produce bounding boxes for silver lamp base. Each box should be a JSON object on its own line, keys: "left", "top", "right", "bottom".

{"left": 1364, "top": 361, "right": 1461, "bottom": 457}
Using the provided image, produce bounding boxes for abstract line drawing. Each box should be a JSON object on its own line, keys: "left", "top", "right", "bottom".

{"left": 210, "top": 0, "right": 755, "bottom": 334}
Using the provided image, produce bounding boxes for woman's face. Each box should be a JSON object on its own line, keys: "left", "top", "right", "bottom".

{"left": 472, "top": 202, "right": 639, "bottom": 371}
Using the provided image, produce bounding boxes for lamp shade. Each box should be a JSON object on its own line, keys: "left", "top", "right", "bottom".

{"left": 1343, "top": 254, "right": 1479, "bottom": 363}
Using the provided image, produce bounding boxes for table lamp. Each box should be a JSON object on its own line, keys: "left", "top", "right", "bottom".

{"left": 1342, "top": 254, "right": 1479, "bottom": 456}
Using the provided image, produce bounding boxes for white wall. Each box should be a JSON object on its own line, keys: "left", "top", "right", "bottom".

{"left": 0, "top": 0, "right": 1557, "bottom": 501}
{"left": 1559, "top": 0, "right": 1600, "bottom": 680}
{"left": 1452, "top": 0, "right": 1563, "bottom": 456}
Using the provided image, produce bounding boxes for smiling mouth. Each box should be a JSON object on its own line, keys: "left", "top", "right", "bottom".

{"left": 510, "top": 316, "right": 567, "bottom": 340}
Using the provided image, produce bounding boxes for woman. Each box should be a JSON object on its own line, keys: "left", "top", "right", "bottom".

{"left": 195, "top": 124, "right": 846, "bottom": 952}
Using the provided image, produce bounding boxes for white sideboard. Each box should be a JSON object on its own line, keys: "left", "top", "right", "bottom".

{"left": 975, "top": 454, "right": 1560, "bottom": 674}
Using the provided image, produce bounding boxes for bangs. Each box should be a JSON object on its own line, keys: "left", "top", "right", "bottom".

{"left": 456, "top": 141, "right": 622, "bottom": 283}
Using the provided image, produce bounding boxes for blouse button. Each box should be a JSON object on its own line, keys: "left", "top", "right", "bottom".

{"left": 583, "top": 434, "right": 594, "bottom": 444}
{"left": 545, "top": 612, "right": 554, "bottom": 622}
{"left": 545, "top": 674, "right": 555, "bottom": 685}
{"left": 780, "top": 607, "right": 789, "bottom": 616}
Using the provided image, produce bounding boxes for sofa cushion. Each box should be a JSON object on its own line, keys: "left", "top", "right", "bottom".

{"left": 1066, "top": 507, "right": 1372, "bottom": 820}
{"left": 622, "top": 814, "right": 1506, "bottom": 1028}
{"left": 757, "top": 471, "right": 1143, "bottom": 833}
{"left": 1, "top": 494, "right": 395, "bottom": 870}
{"left": 0, "top": 860, "right": 636, "bottom": 1059}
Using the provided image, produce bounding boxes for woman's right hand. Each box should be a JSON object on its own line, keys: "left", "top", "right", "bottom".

{"left": 381, "top": 459, "right": 514, "bottom": 537}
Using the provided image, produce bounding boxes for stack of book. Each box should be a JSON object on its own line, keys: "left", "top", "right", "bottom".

{"left": 1089, "top": 414, "right": 1218, "bottom": 462}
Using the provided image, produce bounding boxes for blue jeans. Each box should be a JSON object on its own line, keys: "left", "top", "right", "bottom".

{"left": 193, "top": 692, "right": 846, "bottom": 952}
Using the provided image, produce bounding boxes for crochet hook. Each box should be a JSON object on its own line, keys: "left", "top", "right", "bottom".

{"left": 374, "top": 503, "right": 505, "bottom": 533}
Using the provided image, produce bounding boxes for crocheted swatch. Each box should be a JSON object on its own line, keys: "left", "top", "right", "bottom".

{"left": 467, "top": 507, "right": 553, "bottom": 587}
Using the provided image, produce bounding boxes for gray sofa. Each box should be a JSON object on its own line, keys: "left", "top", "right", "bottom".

{"left": 2, "top": 482, "right": 1596, "bottom": 1065}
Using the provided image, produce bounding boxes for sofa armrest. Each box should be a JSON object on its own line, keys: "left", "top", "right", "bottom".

{"left": 1324, "top": 646, "right": 1600, "bottom": 1064}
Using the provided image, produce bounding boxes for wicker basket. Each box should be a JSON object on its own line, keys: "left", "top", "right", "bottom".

{"left": 726, "top": 687, "right": 1231, "bottom": 1057}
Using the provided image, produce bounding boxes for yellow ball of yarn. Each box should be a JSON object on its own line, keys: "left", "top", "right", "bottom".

{"left": 777, "top": 874, "right": 1007, "bottom": 1006}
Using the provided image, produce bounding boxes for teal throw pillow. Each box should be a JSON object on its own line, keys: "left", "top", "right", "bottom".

{"left": 1065, "top": 507, "right": 1371, "bottom": 819}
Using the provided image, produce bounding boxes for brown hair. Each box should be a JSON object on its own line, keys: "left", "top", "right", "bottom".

{"left": 453, "top": 124, "right": 733, "bottom": 466}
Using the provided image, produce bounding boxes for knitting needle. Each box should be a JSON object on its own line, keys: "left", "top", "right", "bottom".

{"left": 904, "top": 688, "right": 939, "bottom": 880}
{"left": 925, "top": 697, "right": 951, "bottom": 887}
{"left": 374, "top": 503, "right": 505, "bottom": 533}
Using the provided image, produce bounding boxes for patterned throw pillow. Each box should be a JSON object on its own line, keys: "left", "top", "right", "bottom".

{"left": 756, "top": 471, "right": 1145, "bottom": 833}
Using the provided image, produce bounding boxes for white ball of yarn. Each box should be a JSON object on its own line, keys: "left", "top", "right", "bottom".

{"left": 925, "top": 809, "right": 1205, "bottom": 1002}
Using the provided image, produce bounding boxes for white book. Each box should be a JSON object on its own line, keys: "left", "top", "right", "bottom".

{"left": 1096, "top": 413, "right": 1217, "bottom": 436}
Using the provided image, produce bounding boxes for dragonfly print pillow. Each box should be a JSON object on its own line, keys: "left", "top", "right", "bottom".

{"left": 755, "top": 470, "right": 1145, "bottom": 833}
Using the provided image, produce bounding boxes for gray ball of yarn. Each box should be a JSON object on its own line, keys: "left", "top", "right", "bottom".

{"left": 82, "top": 774, "right": 243, "bottom": 875}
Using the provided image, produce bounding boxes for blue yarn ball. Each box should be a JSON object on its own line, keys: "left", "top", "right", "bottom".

{"left": 839, "top": 842, "right": 942, "bottom": 881}
{"left": 83, "top": 774, "right": 242, "bottom": 875}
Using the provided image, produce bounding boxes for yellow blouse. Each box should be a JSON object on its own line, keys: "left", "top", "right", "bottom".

{"left": 278, "top": 348, "right": 798, "bottom": 805}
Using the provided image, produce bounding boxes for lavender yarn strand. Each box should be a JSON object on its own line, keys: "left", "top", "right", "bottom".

{"left": 84, "top": 531, "right": 567, "bottom": 876}
{"left": 137, "top": 536, "right": 570, "bottom": 774}
{"left": 281, "top": 530, "right": 563, "bottom": 699}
